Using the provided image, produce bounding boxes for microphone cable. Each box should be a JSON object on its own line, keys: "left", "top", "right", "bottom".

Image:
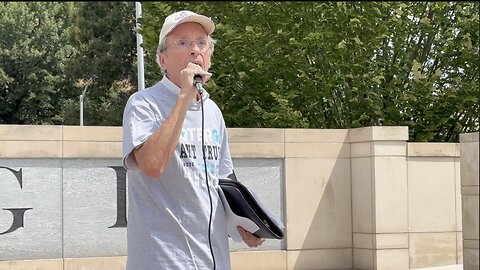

{"left": 196, "top": 75, "right": 216, "bottom": 270}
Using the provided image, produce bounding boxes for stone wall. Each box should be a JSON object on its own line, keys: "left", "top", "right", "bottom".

{"left": 0, "top": 125, "right": 476, "bottom": 270}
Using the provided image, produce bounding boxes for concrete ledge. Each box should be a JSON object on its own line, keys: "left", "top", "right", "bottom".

{"left": 0, "top": 125, "right": 62, "bottom": 141}
{"left": 230, "top": 142, "right": 284, "bottom": 158}
{"left": 285, "top": 129, "right": 349, "bottom": 143}
{"left": 63, "top": 126, "right": 122, "bottom": 142}
{"left": 285, "top": 143, "right": 350, "bottom": 158}
{"left": 62, "top": 141, "right": 122, "bottom": 158}
{"left": 228, "top": 128, "right": 284, "bottom": 143}
{"left": 460, "top": 132, "right": 479, "bottom": 143}
{"left": 0, "top": 141, "right": 62, "bottom": 158}
{"left": 408, "top": 143, "right": 459, "bottom": 157}
{"left": 349, "top": 126, "right": 409, "bottom": 143}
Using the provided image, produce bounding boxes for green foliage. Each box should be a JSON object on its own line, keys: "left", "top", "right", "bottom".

{"left": 0, "top": 2, "right": 137, "bottom": 126}
{"left": 0, "top": 2, "right": 477, "bottom": 142}
{"left": 0, "top": 2, "right": 76, "bottom": 124}
{"left": 63, "top": 2, "right": 137, "bottom": 126}
{"left": 139, "top": 2, "right": 479, "bottom": 141}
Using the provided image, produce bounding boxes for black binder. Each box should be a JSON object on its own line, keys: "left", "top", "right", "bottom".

{"left": 218, "top": 173, "right": 284, "bottom": 239}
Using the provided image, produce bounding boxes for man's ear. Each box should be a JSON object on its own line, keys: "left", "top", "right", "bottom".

{"left": 158, "top": 53, "right": 166, "bottom": 70}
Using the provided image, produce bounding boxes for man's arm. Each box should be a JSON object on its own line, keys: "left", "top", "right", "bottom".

{"left": 133, "top": 93, "right": 191, "bottom": 178}
{"left": 133, "top": 63, "right": 209, "bottom": 179}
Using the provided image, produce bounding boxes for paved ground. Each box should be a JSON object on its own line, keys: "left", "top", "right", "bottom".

{"left": 413, "top": 265, "right": 463, "bottom": 270}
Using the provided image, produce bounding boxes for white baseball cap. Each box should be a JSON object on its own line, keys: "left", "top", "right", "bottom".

{"left": 158, "top": 10, "right": 215, "bottom": 44}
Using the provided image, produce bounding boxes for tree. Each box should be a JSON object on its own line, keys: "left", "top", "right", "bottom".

{"left": 2, "top": 2, "right": 476, "bottom": 140}
{"left": 0, "top": 2, "right": 76, "bottom": 124}
{"left": 63, "top": 2, "right": 138, "bottom": 126}
{"left": 139, "top": 2, "right": 478, "bottom": 142}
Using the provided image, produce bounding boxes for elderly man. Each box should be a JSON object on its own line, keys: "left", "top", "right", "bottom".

{"left": 122, "top": 10, "right": 264, "bottom": 270}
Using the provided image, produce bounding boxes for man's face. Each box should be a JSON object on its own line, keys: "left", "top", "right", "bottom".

{"left": 159, "top": 22, "right": 212, "bottom": 87}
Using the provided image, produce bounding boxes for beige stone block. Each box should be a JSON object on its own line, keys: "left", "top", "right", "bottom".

{"left": 63, "top": 256, "right": 126, "bottom": 270}
{"left": 0, "top": 125, "right": 62, "bottom": 141}
{"left": 457, "top": 232, "right": 463, "bottom": 264}
{"left": 228, "top": 128, "right": 284, "bottom": 143}
{"left": 353, "top": 248, "right": 373, "bottom": 270}
{"left": 353, "top": 233, "right": 373, "bottom": 249}
{"left": 464, "top": 239, "right": 479, "bottom": 249}
{"left": 374, "top": 157, "right": 408, "bottom": 233}
{"left": 352, "top": 157, "right": 373, "bottom": 233}
{"left": 285, "top": 158, "right": 351, "bottom": 249}
{"left": 408, "top": 157, "right": 457, "bottom": 232}
{"left": 460, "top": 132, "right": 479, "bottom": 143}
{"left": 349, "top": 127, "right": 375, "bottom": 143}
{"left": 284, "top": 129, "right": 349, "bottom": 143}
{"left": 285, "top": 143, "right": 350, "bottom": 158}
{"left": 463, "top": 239, "right": 478, "bottom": 268}
{"left": 373, "top": 141, "right": 406, "bottom": 156}
{"left": 352, "top": 141, "right": 406, "bottom": 157}
{"left": 462, "top": 186, "right": 480, "bottom": 195}
{"left": 63, "top": 126, "right": 122, "bottom": 141}
{"left": 409, "top": 232, "right": 457, "bottom": 269}
{"left": 0, "top": 140, "right": 4, "bottom": 156}
{"left": 287, "top": 249, "right": 352, "bottom": 270}
{"left": 376, "top": 249, "right": 409, "bottom": 270}
{"left": 463, "top": 248, "right": 480, "bottom": 270}
{"left": 455, "top": 159, "right": 463, "bottom": 232}
{"left": 0, "top": 259, "right": 63, "bottom": 270}
{"left": 351, "top": 142, "right": 371, "bottom": 157}
{"left": 349, "top": 126, "right": 409, "bottom": 143}
{"left": 63, "top": 141, "right": 122, "bottom": 158}
{"left": 230, "top": 143, "right": 284, "bottom": 158}
{"left": 408, "top": 143, "right": 458, "bottom": 157}
{"left": 375, "top": 233, "right": 409, "bottom": 249}
{"left": 0, "top": 141, "right": 62, "bottom": 158}
{"left": 460, "top": 141, "right": 479, "bottom": 186}
{"left": 230, "top": 251, "right": 286, "bottom": 270}
{"left": 462, "top": 195, "right": 479, "bottom": 240}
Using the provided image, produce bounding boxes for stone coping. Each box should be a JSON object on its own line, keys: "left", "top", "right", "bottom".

{"left": 0, "top": 125, "right": 467, "bottom": 158}
{"left": 407, "top": 143, "right": 460, "bottom": 157}
{"left": 460, "top": 132, "right": 479, "bottom": 143}
{"left": 1, "top": 125, "right": 410, "bottom": 143}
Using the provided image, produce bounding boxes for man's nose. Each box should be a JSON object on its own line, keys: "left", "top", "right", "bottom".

{"left": 190, "top": 42, "right": 201, "bottom": 55}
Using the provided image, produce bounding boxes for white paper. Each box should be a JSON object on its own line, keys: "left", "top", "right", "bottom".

{"left": 216, "top": 186, "right": 260, "bottom": 242}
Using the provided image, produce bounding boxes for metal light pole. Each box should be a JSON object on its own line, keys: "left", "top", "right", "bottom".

{"left": 79, "top": 75, "right": 97, "bottom": 126}
{"left": 135, "top": 2, "right": 145, "bottom": 91}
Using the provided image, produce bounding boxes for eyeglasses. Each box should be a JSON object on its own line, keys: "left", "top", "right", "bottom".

{"left": 168, "top": 38, "right": 209, "bottom": 51}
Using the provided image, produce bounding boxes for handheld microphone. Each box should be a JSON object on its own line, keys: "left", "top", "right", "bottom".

{"left": 193, "top": 74, "right": 203, "bottom": 94}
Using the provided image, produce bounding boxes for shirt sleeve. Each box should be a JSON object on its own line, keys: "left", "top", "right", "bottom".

{"left": 217, "top": 118, "right": 234, "bottom": 179}
{"left": 122, "top": 94, "right": 162, "bottom": 170}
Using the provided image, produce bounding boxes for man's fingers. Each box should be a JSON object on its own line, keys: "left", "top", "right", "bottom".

{"left": 237, "top": 226, "right": 265, "bottom": 247}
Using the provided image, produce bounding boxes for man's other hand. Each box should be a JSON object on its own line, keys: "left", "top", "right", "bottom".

{"left": 237, "top": 226, "right": 265, "bottom": 248}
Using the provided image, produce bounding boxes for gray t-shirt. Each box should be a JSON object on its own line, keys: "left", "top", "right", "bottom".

{"left": 122, "top": 76, "right": 234, "bottom": 270}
